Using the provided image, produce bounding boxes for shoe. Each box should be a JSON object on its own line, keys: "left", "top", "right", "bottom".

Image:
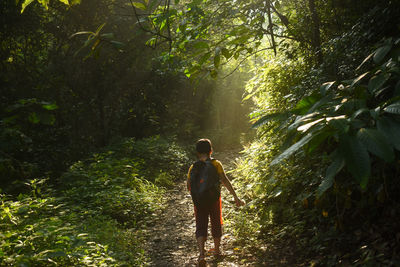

{"left": 198, "top": 255, "right": 206, "bottom": 267}
{"left": 207, "top": 248, "right": 221, "bottom": 256}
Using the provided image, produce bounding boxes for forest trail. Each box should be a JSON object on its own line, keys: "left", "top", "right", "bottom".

{"left": 142, "top": 149, "right": 257, "bottom": 266}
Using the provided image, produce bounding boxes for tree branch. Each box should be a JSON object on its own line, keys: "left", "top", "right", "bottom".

{"left": 222, "top": 47, "right": 273, "bottom": 79}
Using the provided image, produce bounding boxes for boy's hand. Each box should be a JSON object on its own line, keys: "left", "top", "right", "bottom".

{"left": 234, "top": 197, "right": 245, "bottom": 207}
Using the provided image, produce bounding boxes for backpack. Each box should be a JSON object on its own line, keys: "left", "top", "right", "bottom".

{"left": 189, "top": 158, "right": 221, "bottom": 208}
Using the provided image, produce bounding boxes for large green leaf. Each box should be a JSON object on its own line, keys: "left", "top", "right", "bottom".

{"left": 350, "top": 72, "right": 369, "bottom": 87}
{"left": 368, "top": 73, "right": 388, "bottom": 94}
{"left": 356, "top": 128, "right": 394, "bottom": 163}
{"left": 132, "top": 1, "right": 146, "bottom": 10}
{"left": 320, "top": 81, "right": 335, "bottom": 96}
{"left": 377, "top": 117, "right": 400, "bottom": 150}
{"left": 356, "top": 51, "right": 374, "bottom": 71}
{"left": 297, "top": 118, "right": 324, "bottom": 133}
{"left": 21, "top": 0, "right": 34, "bottom": 13}
{"left": 221, "top": 48, "right": 231, "bottom": 59}
{"left": 252, "top": 112, "right": 289, "bottom": 129}
{"left": 308, "top": 95, "right": 332, "bottom": 113}
{"left": 42, "top": 103, "right": 58, "bottom": 110}
{"left": 293, "top": 95, "right": 320, "bottom": 115}
{"left": 373, "top": 45, "right": 392, "bottom": 64}
{"left": 270, "top": 133, "right": 314, "bottom": 166}
{"left": 288, "top": 112, "right": 320, "bottom": 131}
{"left": 317, "top": 150, "right": 345, "bottom": 197}
{"left": 384, "top": 102, "right": 400, "bottom": 114}
{"left": 339, "top": 134, "right": 370, "bottom": 189}
{"left": 306, "top": 130, "right": 332, "bottom": 153}
{"left": 326, "top": 116, "right": 349, "bottom": 133}
{"left": 193, "top": 41, "right": 209, "bottom": 50}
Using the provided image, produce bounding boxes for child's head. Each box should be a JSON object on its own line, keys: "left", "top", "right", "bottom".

{"left": 196, "top": 138, "right": 213, "bottom": 156}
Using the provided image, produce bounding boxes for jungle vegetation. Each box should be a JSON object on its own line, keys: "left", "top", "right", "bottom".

{"left": 1, "top": 0, "right": 400, "bottom": 265}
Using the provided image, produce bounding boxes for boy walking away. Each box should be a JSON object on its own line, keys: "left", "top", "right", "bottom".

{"left": 187, "top": 139, "right": 245, "bottom": 266}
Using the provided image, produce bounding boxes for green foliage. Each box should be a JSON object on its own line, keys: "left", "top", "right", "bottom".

{"left": 126, "top": 135, "right": 189, "bottom": 181}
{"left": 20, "top": 0, "right": 79, "bottom": 13}
{"left": 0, "top": 179, "right": 147, "bottom": 266}
{"left": 231, "top": 3, "right": 400, "bottom": 265}
{"left": 1, "top": 0, "right": 210, "bottom": 189}
{"left": 0, "top": 136, "right": 189, "bottom": 265}
{"left": 254, "top": 37, "right": 400, "bottom": 191}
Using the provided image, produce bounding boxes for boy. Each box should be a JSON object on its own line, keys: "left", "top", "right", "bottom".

{"left": 187, "top": 139, "right": 244, "bottom": 266}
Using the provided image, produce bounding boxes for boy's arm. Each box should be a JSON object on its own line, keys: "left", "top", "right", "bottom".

{"left": 187, "top": 165, "right": 193, "bottom": 191}
{"left": 219, "top": 172, "right": 245, "bottom": 207}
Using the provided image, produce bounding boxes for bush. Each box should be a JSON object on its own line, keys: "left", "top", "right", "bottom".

{"left": 0, "top": 135, "right": 189, "bottom": 266}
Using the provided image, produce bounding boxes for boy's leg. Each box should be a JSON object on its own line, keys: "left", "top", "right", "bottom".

{"left": 196, "top": 236, "right": 206, "bottom": 258}
{"left": 194, "top": 206, "right": 209, "bottom": 258}
{"left": 209, "top": 197, "right": 222, "bottom": 254}
{"left": 213, "top": 237, "right": 221, "bottom": 254}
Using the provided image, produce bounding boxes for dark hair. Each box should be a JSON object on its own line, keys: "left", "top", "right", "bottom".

{"left": 196, "top": 138, "right": 212, "bottom": 154}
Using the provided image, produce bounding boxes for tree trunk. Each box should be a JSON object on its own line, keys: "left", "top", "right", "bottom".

{"left": 308, "top": 0, "right": 323, "bottom": 64}
{"left": 266, "top": 0, "right": 277, "bottom": 56}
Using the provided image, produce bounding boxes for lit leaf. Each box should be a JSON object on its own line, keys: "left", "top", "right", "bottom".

{"left": 133, "top": 1, "right": 146, "bottom": 10}
{"left": 42, "top": 103, "right": 58, "bottom": 110}
{"left": 288, "top": 112, "right": 320, "bottom": 131}
{"left": 293, "top": 95, "right": 320, "bottom": 115}
{"left": 297, "top": 118, "right": 324, "bottom": 132}
{"left": 368, "top": 74, "right": 388, "bottom": 93}
{"left": 37, "top": 0, "right": 49, "bottom": 9}
{"left": 270, "top": 133, "right": 314, "bottom": 166}
{"left": 252, "top": 112, "right": 289, "bottom": 128}
{"left": 383, "top": 102, "right": 400, "bottom": 114}
{"left": 21, "top": 0, "right": 34, "bottom": 13}
{"left": 320, "top": 81, "right": 335, "bottom": 95}
{"left": 58, "top": 0, "right": 69, "bottom": 5}
{"left": 327, "top": 116, "right": 349, "bottom": 133}
{"left": 356, "top": 52, "right": 374, "bottom": 71}
{"left": 184, "top": 69, "right": 191, "bottom": 78}
{"left": 69, "top": 31, "right": 95, "bottom": 39}
{"left": 350, "top": 72, "right": 369, "bottom": 87}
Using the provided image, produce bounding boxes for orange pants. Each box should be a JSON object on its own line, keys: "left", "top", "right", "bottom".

{"left": 194, "top": 197, "right": 223, "bottom": 238}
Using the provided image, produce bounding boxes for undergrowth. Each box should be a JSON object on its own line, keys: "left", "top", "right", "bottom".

{"left": 0, "top": 136, "right": 189, "bottom": 266}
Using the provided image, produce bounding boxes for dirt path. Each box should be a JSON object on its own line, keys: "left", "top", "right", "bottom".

{"left": 142, "top": 149, "right": 257, "bottom": 266}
